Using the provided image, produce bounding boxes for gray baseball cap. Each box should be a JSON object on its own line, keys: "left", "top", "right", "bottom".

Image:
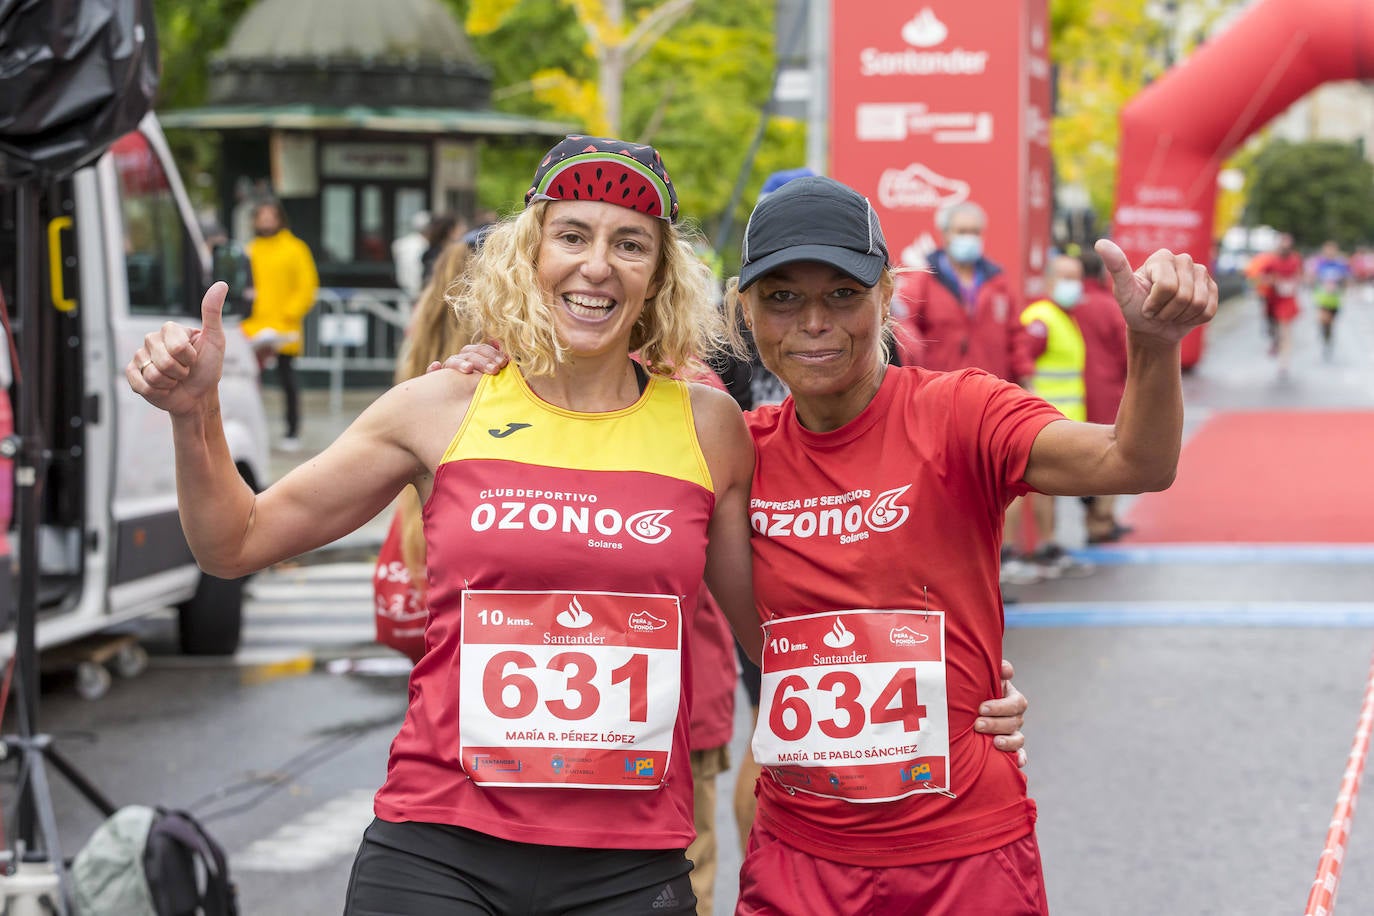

{"left": 738, "top": 176, "right": 890, "bottom": 290}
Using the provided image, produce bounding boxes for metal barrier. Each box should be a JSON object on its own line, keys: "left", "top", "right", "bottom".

{"left": 296, "top": 287, "right": 412, "bottom": 413}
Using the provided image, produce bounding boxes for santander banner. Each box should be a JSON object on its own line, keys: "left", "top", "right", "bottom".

{"left": 830, "top": 1, "right": 1051, "bottom": 303}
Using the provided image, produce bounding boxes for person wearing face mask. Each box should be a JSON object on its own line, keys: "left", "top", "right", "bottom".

{"left": 1010, "top": 255, "right": 1094, "bottom": 578}
{"left": 891, "top": 201, "right": 1035, "bottom": 385}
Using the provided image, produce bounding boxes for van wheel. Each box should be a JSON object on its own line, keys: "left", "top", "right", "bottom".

{"left": 177, "top": 573, "right": 244, "bottom": 656}
{"left": 75, "top": 661, "right": 112, "bottom": 701}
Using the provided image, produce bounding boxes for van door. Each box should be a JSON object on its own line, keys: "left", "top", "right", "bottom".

{"left": 0, "top": 175, "right": 102, "bottom": 650}
{"left": 0, "top": 116, "right": 267, "bottom": 658}
{"left": 96, "top": 119, "right": 269, "bottom": 654}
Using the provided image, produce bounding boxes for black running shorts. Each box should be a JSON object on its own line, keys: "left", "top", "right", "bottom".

{"left": 344, "top": 818, "right": 697, "bottom": 915}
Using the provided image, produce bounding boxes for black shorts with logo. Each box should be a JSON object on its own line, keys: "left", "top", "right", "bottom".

{"left": 344, "top": 818, "right": 697, "bottom": 915}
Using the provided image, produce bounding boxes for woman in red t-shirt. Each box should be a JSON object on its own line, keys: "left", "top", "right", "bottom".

{"left": 716, "top": 177, "right": 1215, "bottom": 915}
{"left": 449, "top": 176, "right": 1213, "bottom": 914}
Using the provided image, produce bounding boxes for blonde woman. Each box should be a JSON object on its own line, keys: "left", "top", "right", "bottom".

{"left": 128, "top": 136, "right": 758, "bottom": 914}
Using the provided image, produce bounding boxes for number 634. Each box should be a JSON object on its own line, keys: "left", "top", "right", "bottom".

{"left": 769, "top": 667, "right": 926, "bottom": 741}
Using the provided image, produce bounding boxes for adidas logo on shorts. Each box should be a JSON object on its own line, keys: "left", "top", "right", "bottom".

{"left": 651, "top": 883, "right": 678, "bottom": 910}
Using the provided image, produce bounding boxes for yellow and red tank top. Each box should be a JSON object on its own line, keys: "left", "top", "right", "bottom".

{"left": 373, "top": 364, "right": 715, "bottom": 850}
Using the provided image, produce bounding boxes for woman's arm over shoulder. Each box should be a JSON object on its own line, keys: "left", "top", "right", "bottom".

{"left": 213, "top": 369, "right": 480, "bottom": 577}
{"left": 689, "top": 383, "right": 762, "bottom": 664}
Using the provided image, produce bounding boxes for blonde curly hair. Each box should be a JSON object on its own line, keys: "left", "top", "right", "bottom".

{"left": 450, "top": 201, "right": 739, "bottom": 376}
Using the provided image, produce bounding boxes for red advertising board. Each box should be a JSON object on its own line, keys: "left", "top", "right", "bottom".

{"left": 830, "top": 1, "right": 1051, "bottom": 303}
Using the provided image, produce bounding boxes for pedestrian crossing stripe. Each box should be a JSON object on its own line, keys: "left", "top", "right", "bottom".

{"left": 1075, "top": 544, "right": 1374, "bottom": 565}
{"left": 232, "top": 789, "right": 376, "bottom": 873}
{"left": 1008, "top": 601, "right": 1374, "bottom": 628}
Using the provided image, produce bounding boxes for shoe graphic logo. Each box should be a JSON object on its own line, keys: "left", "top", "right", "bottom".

{"left": 628, "top": 611, "right": 668, "bottom": 632}
{"left": 878, "top": 163, "right": 970, "bottom": 212}
{"left": 889, "top": 626, "right": 929, "bottom": 647}
{"left": 902, "top": 8, "right": 948, "bottom": 48}
{"left": 488, "top": 422, "right": 532, "bottom": 438}
{"left": 556, "top": 596, "right": 594, "bottom": 629}
{"left": 823, "top": 618, "right": 856, "bottom": 649}
{"left": 651, "top": 883, "right": 678, "bottom": 910}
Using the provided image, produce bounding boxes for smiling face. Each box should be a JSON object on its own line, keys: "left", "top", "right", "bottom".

{"left": 536, "top": 200, "right": 663, "bottom": 360}
{"left": 745, "top": 261, "right": 888, "bottom": 422}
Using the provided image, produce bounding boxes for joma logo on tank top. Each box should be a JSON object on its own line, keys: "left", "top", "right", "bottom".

{"left": 750, "top": 484, "right": 912, "bottom": 544}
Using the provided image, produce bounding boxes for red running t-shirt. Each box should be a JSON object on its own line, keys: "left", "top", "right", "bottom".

{"left": 745, "top": 366, "right": 1062, "bottom": 866}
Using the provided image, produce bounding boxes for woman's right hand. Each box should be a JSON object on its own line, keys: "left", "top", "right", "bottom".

{"left": 428, "top": 342, "right": 508, "bottom": 376}
{"left": 126, "top": 282, "right": 229, "bottom": 416}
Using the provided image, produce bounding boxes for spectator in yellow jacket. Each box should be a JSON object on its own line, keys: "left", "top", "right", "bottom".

{"left": 244, "top": 200, "right": 319, "bottom": 452}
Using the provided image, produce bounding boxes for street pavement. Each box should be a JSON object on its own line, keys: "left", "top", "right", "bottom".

{"left": 14, "top": 286, "right": 1374, "bottom": 915}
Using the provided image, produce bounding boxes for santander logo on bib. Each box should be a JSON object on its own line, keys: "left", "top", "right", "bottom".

{"left": 556, "top": 596, "right": 594, "bottom": 629}
{"left": 823, "top": 618, "right": 856, "bottom": 649}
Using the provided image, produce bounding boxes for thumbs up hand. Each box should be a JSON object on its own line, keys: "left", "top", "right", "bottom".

{"left": 126, "top": 282, "right": 230, "bottom": 416}
{"left": 1096, "top": 239, "right": 1218, "bottom": 344}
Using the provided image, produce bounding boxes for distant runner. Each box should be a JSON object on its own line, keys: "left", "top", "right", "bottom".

{"left": 1308, "top": 240, "right": 1351, "bottom": 359}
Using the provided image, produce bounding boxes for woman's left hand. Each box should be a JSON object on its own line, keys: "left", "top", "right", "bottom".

{"left": 974, "top": 658, "right": 1029, "bottom": 768}
{"left": 427, "top": 342, "right": 508, "bottom": 376}
{"left": 1096, "top": 238, "right": 1218, "bottom": 344}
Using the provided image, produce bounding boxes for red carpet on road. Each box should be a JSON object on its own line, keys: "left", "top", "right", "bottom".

{"left": 1123, "top": 411, "right": 1374, "bottom": 543}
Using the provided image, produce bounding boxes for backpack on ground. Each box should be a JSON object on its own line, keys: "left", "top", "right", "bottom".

{"left": 72, "top": 805, "right": 238, "bottom": 916}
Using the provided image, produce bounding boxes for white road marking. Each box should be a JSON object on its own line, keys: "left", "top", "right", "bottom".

{"left": 232, "top": 788, "right": 376, "bottom": 873}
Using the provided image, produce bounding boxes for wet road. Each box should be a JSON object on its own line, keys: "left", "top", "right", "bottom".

{"left": 15, "top": 286, "right": 1374, "bottom": 915}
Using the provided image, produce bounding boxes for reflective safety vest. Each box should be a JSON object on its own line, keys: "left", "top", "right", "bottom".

{"left": 1020, "top": 298, "right": 1086, "bottom": 422}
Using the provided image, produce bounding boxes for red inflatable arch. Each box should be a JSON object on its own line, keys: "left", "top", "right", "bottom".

{"left": 1112, "top": 0, "right": 1374, "bottom": 366}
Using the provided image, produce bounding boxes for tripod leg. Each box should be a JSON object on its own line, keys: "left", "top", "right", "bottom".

{"left": 21, "top": 752, "right": 73, "bottom": 916}
{"left": 42, "top": 746, "right": 116, "bottom": 819}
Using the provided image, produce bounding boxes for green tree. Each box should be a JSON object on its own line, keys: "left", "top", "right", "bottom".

{"left": 1246, "top": 140, "right": 1374, "bottom": 249}
{"left": 1050, "top": 0, "right": 1235, "bottom": 226}
{"left": 449, "top": 0, "right": 805, "bottom": 251}
{"left": 1050, "top": 0, "right": 1163, "bottom": 225}
{"left": 153, "top": 0, "right": 258, "bottom": 208}
{"left": 154, "top": 0, "right": 257, "bottom": 111}
{"left": 468, "top": 0, "right": 696, "bottom": 136}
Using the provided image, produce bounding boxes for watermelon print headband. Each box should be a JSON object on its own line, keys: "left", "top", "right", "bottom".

{"left": 525, "top": 135, "right": 680, "bottom": 222}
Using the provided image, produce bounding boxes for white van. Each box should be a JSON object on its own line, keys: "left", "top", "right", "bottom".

{"left": 0, "top": 112, "right": 270, "bottom": 661}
